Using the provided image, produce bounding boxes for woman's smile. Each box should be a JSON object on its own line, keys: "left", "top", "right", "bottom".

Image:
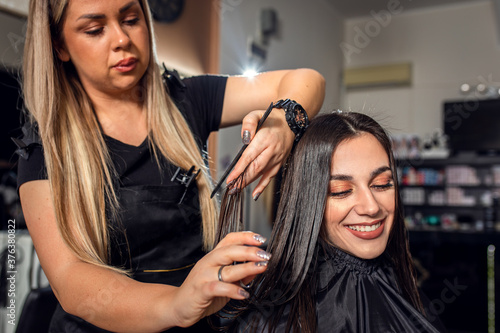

{"left": 344, "top": 219, "right": 385, "bottom": 240}
{"left": 324, "top": 132, "right": 395, "bottom": 259}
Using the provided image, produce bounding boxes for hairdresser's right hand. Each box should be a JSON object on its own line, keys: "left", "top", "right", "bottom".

{"left": 168, "top": 232, "right": 270, "bottom": 328}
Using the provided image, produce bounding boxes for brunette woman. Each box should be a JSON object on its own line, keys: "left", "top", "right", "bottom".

{"left": 217, "top": 112, "right": 444, "bottom": 332}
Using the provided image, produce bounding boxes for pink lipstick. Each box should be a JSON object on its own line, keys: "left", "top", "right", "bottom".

{"left": 113, "top": 57, "right": 137, "bottom": 73}
{"left": 344, "top": 219, "right": 385, "bottom": 240}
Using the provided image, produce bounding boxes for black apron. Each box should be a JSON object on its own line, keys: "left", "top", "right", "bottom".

{"left": 48, "top": 180, "right": 217, "bottom": 332}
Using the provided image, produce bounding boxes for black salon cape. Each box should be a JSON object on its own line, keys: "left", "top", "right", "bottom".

{"left": 233, "top": 246, "right": 443, "bottom": 333}
{"left": 16, "top": 74, "right": 227, "bottom": 332}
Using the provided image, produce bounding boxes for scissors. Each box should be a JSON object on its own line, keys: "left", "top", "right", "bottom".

{"left": 210, "top": 102, "right": 275, "bottom": 198}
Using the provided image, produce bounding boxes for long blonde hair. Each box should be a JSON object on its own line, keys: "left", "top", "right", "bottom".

{"left": 22, "top": 0, "right": 219, "bottom": 272}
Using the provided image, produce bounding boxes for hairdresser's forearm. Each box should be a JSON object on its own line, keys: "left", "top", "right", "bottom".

{"left": 275, "top": 68, "right": 325, "bottom": 119}
{"left": 55, "top": 262, "right": 180, "bottom": 332}
{"left": 221, "top": 68, "right": 325, "bottom": 127}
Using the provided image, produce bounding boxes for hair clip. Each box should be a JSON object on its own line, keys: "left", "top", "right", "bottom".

{"left": 11, "top": 137, "right": 32, "bottom": 160}
{"left": 171, "top": 166, "right": 200, "bottom": 204}
{"left": 162, "top": 63, "right": 186, "bottom": 90}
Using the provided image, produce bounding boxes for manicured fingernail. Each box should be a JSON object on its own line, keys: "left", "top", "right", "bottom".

{"left": 253, "top": 234, "right": 266, "bottom": 243}
{"left": 257, "top": 250, "right": 271, "bottom": 260}
{"left": 253, "top": 192, "right": 261, "bottom": 201}
{"left": 239, "top": 289, "right": 250, "bottom": 298}
{"left": 255, "top": 261, "right": 268, "bottom": 267}
{"left": 227, "top": 179, "right": 236, "bottom": 187}
{"left": 242, "top": 130, "right": 251, "bottom": 145}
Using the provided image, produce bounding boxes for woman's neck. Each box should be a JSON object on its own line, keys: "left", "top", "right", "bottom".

{"left": 92, "top": 95, "right": 148, "bottom": 147}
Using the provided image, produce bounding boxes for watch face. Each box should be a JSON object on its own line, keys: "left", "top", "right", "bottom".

{"left": 149, "top": 0, "right": 185, "bottom": 23}
{"left": 294, "top": 106, "right": 308, "bottom": 129}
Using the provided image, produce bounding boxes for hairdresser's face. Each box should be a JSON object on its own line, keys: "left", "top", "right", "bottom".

{"left": 57, "top": 0, "right": 150, "bottom": 98}
{"left": 323, "top": 132, "right": 395, "bottom": 259}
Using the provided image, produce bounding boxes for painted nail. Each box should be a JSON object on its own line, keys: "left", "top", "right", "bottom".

{"left": 257, "top": 250, "right": 272, "bottom": 260}
{"left": 239, "top": 289, "right": 250, "bottom": 298}
{"left": 255, "top": 261, "right": 268, "bottom": 267}
{"left": 253, "top": 234, "right": 266, "bottom": 243}
{"left": 242, "top": 130, "right": 251, "bottom": 145}
{"left": 253, "top": 192, "right": 261, "bottom": 201}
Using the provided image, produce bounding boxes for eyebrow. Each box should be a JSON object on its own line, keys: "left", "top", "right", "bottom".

{"left": 330, "top": 166, "right": 392, "bottom": 181}
{"left": 77, "top": 1, "right": 138, "bottom": 21}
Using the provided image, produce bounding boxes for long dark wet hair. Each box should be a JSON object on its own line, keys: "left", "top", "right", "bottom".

{"left": 215, "top": 112, "right": 423, "bottom": 332}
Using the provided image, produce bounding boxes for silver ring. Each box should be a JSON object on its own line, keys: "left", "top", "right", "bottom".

{"left": 239, "top": 280, "right": 254, "bottom": 289}
{"left": 218, "top": 265, "right": 226, "bottom": 282}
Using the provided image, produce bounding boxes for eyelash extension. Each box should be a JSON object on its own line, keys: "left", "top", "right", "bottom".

{"left": 329, "top": 189, "right": 352, "bottom": 198}
{"left": 372, "top": 182, "right": 394, "bottom": 190}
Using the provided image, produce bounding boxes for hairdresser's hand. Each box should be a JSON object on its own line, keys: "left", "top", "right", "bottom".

{"left": 226, "top": 109, "right": 295, "bottom": 200}
{"left": 168, "top": 232, "right": 269, "bottom": 328}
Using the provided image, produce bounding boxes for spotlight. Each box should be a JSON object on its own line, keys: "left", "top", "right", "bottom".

{"left": 243, "top": 69, "right": 258, "bottom": 77}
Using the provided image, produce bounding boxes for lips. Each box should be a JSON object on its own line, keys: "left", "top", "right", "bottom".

{"left": 344, "top": 219, "right": 385, "bottom": 240}
{"left": 113, "top": 57, "right": 138, "bottom": 72}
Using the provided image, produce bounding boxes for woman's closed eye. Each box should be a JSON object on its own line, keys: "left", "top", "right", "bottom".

{"left": 123, "top": 17, "right": 140, "bottom": 26}
{"left": 83, "top": 16, "right": 139, "bottom": 37}
{"left": 329, "top": 181, "right": 393, "bottom": 198}
{"left": 329, "top": 187, "right": 352, "bottom": 198}
{"left": 85, "top": 27, "right": 104, "bottom": 36}
{"left": 371, "top": 181, "right": 394, "bottom": 191}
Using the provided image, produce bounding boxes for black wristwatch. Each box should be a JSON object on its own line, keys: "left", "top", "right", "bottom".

{"left": 273, "top": 99, "right": 310, "bottom": 141}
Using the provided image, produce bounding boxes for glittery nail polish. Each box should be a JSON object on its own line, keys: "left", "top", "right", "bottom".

{"left": 239, "top": 289, "right": 250, "bottom": 298}
{"left": 257, "top": 250, "right": 272, "bottom": 260}
{"left": 253, "top": 234, "right": 266, "bottom": 243}
{"left": 242, "top": 130, "right": 251, "bottom": 145}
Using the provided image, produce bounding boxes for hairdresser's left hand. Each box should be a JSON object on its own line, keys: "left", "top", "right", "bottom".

{"left": 226, "top": 109, "right": 295, "bottom": 200}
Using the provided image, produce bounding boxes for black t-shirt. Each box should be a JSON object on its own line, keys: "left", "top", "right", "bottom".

{"left": 17, "top": 74, "right": 227, "bottom": 189}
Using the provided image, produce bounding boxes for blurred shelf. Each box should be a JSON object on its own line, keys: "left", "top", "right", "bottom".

{"left": 409, "top": 228, "right": 500, "bottom": 245}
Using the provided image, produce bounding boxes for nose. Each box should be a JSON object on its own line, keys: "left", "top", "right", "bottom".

{"left": 112, "top": 25, "right": 131, "bottom": 51}
{"left": 354, "top": 187, "right": 381, "bottom": 217}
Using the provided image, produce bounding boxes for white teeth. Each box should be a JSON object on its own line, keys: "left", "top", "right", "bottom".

{"left": 347, "top": 221, "right": 381, "bottom": 232}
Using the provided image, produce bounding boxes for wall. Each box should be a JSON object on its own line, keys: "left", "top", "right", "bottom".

{"left": 217, "top": 0, "right": 344, "bottom": 236}
{"left": 342, "top": 1, "right": 500, "bottom": 138}
{"left": 154, "top": 0, "right": 219, "bottom": 75}
{"left": 0, "top": 10, "right": 25, "bottom": 70}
